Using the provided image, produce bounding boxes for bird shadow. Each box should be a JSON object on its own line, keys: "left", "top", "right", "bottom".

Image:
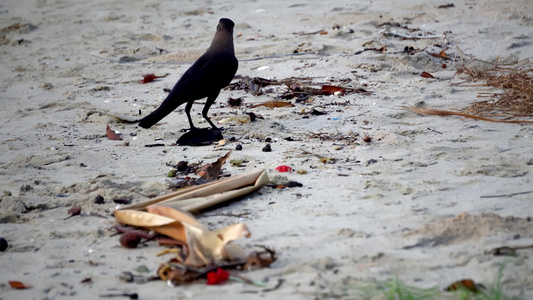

{"left": 176, "top": 128, "right": 223, "bottom": 146}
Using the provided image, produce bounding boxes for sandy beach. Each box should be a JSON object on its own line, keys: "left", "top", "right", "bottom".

{"left": 1, "top": 0, "right": 532, "bottom": 299}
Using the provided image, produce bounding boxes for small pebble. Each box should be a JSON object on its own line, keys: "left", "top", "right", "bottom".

{"left": 262, "top": 143, "right": 272, "bottom": 152}
{"left": 94, "top": 195, "right": 105, "bottom": 204}
{"left": 235, "top": 144, "right": 243, "bottom": 151}
{"left": 247, "top": 112, "right": 257, "bottom": 122}
{"left": 113, "top": 198, "right": 132, "bottom": 205}
{"left": 363, "top": 135, "right": 372, "bottom": 143}
{"left": 120, "top": 232, "right": 141, "bottom": 249}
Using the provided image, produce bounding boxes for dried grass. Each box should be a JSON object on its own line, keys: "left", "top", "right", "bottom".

{"left": 452, "top": 47, "right": 533, "bottom": 120}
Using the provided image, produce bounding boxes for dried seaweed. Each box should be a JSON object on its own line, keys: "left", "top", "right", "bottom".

{"left": 452, "top": 47, "right": 533, "bottom": 120}
{"left": 406, "top": 48, "right": 533, "bottom": 123}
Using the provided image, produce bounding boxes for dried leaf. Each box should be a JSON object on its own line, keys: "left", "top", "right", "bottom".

{"left": 420, "top": 71, "right": 435, "bottom": 78}
{"left": 223, "top": 243, "right": 248, "bottom": 261}
{"left": 146, "top": 206, "right": 205, "bottom": 230}
{"left": 243, "top": 246, "right": 277, "bottom": 270}
{"left": 9, "top": 281, "right": 31, "bottom": 289}
{"left": 64, "top": 206, "right": 82, "bottom": 220}
{"left": 114, "top": 209, "right": 177, "bottom": 228}
{"left": 426, "top": 51, "right": 451, "bottom": 60}
{"left": 115, "top": 171, "right": 271, "bottom": 268}
{"left": 157, "top": 262, "right": 202, "bottom": 283}
{"left": 68, "top": 206, "right": 81, "bottom": 216}
{"left": 106, "top": 125, "right": 122, "bottom": 140}
{"left": 117, "top": 169, "right": 269, "bottom": 213}
{"left": 186, "top": 222, "right": 250, "bottom": 266}
{"left": 141, "top": 74, "right": 157, "bottom": 84}
{"left": 117, "top": 205, "right": 251, "bottom": 267}
{"left": 250, "top": 101, "right": 295, "bottom": 109}
{"left": 198, "top": 151, "right": 231, "bottom": 180}
{"left": 320, "top": 85, "right": 345, "bottom": 95}
{"left": 445, "top": 279, "right": 479, "bottom": 293}
{"left": 140, "top": 73, "right": 169, "bottom": 84}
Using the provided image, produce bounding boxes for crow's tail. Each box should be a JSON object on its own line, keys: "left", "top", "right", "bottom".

{"left": 138, "top": 97, "right": 182, "bottom": 128}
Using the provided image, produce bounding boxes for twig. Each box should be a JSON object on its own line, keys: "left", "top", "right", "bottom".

{"left": 480, "top": 190, "right": 533, "bottom": 198}
{"left": 263, "top": 279, "right": 285, "bottom": 292}
{"left": 99, "top": 293, "right": 138, "bottom": 299}
{"left": 402, "top": 106, "right": 533, "bottom": 124}
{"left": 384, "top": 32, "right": 443, "bottom": 40}
{"left": 293, "top": 30, "right": 325, "bottom": 35}
{"left": 241, "top": 279, "right": 285, "bottom": 294}
{"left": 201, "top": 212, "right": 252, "bottom": 218}
{"left": 486, "top": 244, "right": 533, "bottom": 256}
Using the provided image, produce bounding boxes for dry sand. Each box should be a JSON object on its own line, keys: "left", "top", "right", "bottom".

{"left": 1, "top": 0, "right": 532, "bottom": 299}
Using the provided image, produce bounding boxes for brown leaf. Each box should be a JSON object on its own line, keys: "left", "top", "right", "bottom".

{"left": 162, "top": 267, "right": 195, "bottom": 283}
{"left": 141, "top": 74, "right": 157, "bottom": 84}
{"left": 114, "top": 209, "right": 177, "bottom": 228}
{"left": 140, "top": 73, "right": 169, "bottom": 84}
{"left": 198, "top": 151, "right": 232, "bottom": 180}
{"left": 445, "top": 279, "right": 479, "bottom": 293}
{"left": 186, "top": 223, "right": 250, "bottom": 266}
{"left": 426, "top": 51, "right": 451, "bottom": 60}
{"left": 68, "top": 206, "right": 82, "bottom": 216}
{"left": 420, "top": 71, "right": 435, "bottom": 78}
{"left": 243, "top": 246, "right": 277, "bottom": 270}
{"left": 320, "top": 85, "right": 345, "bottom": 95}
{"left": 64, "top": 205, "right": 82, "bottom": 220}
{"left": 106, "top": 125, "right": 122, "bottom": 140}
{"left": 9, "top": 281, "right": 31, "bottom": 289}
{"left": 249, "top": 101, "right": 295, "bottom": 109}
